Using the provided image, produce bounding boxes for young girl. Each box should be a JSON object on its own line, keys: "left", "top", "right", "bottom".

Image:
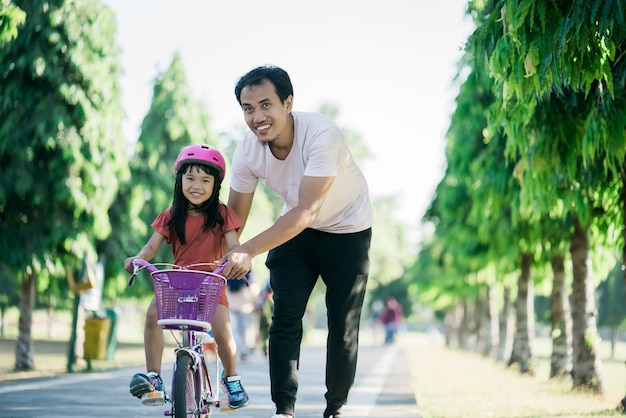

{"left": 124, "top": 144, "right": 249, "bottom": 409}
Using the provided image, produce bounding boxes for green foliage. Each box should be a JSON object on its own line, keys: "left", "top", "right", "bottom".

{"left": 418, "top": 0, "right": 626, "bottom": 313}
{"left": 416, "top": 63, "right": 524, "bottom": 308}
{"left": 468, "top": 0, "right": 626, "bottom": 192}
{"left": 0, "top": 264, "right": 20, "bottom": 312}
{"left": 0, "top": 0, "right": 126, "bottom": 282}
{"left": 0, "top": 0, "right": 25, "bottom": 45}
{"left": 597, "top": 260, "right": 626, "bottom": 329}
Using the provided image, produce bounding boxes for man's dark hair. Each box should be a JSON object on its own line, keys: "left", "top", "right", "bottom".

{"left": 234, "top": 65, "right": 294, "bottom": 105}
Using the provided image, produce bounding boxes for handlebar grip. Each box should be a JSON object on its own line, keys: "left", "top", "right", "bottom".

{"left": 213, "top": 263, "right": 226, "bottom": 275}
{"left": 128, "top": 259, "right": 156, "bottom": 287}
{"left": 214, "top": 263, "right": 249, "bottom": 287}
{"left": 131, "top": 258, "right": 155, "bottom": 271}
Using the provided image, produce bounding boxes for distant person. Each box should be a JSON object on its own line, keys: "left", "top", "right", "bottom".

{"left": 218, "top": 65, "right": 373, "bottom": 418}
{"left": 226, "top": 271, "right": 259, "bottom": 362}
{"left": 370, "top": 299, "right": 384, "bottom": 342}
{"left": 256, "top": 281, "right": 274, "bottom": 358}
{"left": 379, "top": 297, "right": 404, "bottom": 344}
{"left": 124, "top": 144, "right": 249, "bottom": 409}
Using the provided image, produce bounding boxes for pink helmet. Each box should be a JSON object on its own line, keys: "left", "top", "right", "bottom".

{"left": 174, "top": 144, "right": 226, "bottom": 180}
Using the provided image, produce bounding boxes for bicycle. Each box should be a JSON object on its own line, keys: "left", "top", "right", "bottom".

{"left": 128, "top": 258, "right": 232, "bottom": 418}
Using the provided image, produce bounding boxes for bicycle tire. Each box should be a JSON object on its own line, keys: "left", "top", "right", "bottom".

{"left": 174, "top": 352, "right": 200, "bottom": 418}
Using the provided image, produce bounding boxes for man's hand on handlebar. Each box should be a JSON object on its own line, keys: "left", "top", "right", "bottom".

{"left": 217, "top": 249, "right": 252, "bottom": 280}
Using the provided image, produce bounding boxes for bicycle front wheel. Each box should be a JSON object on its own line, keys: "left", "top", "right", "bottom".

{"left": 174, "top": 352, "right": 201, "bottom": 418}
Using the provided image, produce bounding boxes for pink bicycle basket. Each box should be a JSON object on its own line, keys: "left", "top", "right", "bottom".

{"left": 151, "top": 269, "right": 225, "bottom": 330}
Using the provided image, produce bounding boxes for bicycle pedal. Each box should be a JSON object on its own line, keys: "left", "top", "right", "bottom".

{"left": 219, "top": 396, "right": 235, "bottom": 412}
{"left": 141, "top": 391, "right": 166, "bottom": 406}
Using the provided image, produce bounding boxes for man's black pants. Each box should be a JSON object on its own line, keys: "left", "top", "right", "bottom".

{"left": 266, "top": 227, "right": 371, "bottom": 417}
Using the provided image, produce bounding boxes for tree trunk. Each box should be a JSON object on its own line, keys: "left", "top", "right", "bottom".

{"left": 480, "top": 285, "right": 499, "bottom": 358}
{"left": 0, "top": 304, "right": 5, "bottom": 339}
{"left": 619, "top": 165, "right": 626, "bottom": 411}
{"left": 443, "top": 308, "right": 454, "bottom": 348}
{"left": 549, "top": 253, "right": 573, "bottom": 378}
{"left": 610, "top": 327, "right": 617, "bottom": 359}
{"left": 443, "top": 302, "right": 462, "bottom": 349}
{"left": 508, "top": 252, "right": 535, "bottom": 374}
{"left": 459, "top": 299, "right": 471, "bottom": 350}
{"left": 570, "top": 217, "right": 604, "bottom": 393}
{"left": 47, "top": 293, "right": 55, "bottom": 340}
{"left": 622, "top": 166, "right": 626, "bottom": 297}
{"left": 15, "top": 272, "right": 35, "bottom": 371}
{"left": 475, "top": 295, "right": 485, "bottom": 353}
{"left": 497, "top": 285, "right": 513, "bottom": 362}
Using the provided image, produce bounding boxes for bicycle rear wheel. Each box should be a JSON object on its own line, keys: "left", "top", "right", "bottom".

{"left": 174, "top": 352, "right": 202, "bottom": 418}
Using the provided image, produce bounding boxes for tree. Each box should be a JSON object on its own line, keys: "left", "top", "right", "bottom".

{"left": 0, "top": 0, "right": 25, "bottom": 341}
{"left": 466, "top": 0, "right": 626, "bottom": 393}
{"left": 0, "top": 0, "right": 126, "bottom": 370}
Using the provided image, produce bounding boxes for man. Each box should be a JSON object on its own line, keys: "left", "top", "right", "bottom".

{"left": 220, "top": 65, "right": 372, "bottom": 418}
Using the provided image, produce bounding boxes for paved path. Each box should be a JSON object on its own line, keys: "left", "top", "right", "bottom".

{"left": 0, "top": 343, "right": 419, "bottom": 418}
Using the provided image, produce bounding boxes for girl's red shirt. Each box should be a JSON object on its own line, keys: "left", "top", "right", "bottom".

{"left": 151, "top": 204, "right": 242, "bottom": 307}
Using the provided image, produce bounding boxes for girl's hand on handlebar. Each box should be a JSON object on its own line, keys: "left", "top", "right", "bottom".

{"left": 124, "top": 256, "right": 139, "bottom": 273}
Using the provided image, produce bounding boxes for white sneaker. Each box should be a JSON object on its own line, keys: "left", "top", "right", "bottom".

{"left": 271, "top": 415, "right": 293, "bottom": 418}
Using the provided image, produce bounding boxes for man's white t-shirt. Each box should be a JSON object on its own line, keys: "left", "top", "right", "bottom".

{"left": 230, "top": 111, "right": 373, "bottom": 234}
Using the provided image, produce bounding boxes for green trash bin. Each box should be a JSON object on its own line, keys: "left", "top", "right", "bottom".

{"left": 104, "top": 308, "right": 118, "bottom": 360}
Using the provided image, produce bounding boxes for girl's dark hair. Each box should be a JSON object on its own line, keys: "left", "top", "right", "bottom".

{"left": 234, "top": 65, "right": 293, "bottom": 105}
{"left": 168, "top": 162, "right": 224, "bottom": 244}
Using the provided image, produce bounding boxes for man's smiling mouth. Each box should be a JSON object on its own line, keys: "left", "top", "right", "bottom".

{"left": 256, "top": 123, "right": 271, "bottom": 132}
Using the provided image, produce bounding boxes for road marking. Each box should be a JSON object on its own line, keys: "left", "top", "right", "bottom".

{"left": 343, "top": 345, "right": 398, "bottom": 417}
{"left": 0, "top": 368, "right": 129, "bottom": 394}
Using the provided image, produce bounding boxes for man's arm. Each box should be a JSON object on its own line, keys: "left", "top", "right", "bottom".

{"left": 221, "top": 175, "right": 334, "bottom": 278}
{"left": 227, "top": 188, "right": 255, "bottom": 238}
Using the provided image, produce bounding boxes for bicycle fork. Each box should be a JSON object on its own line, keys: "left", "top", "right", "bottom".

{"left": 169, "top": 347, "right": 212, "bottom": 417}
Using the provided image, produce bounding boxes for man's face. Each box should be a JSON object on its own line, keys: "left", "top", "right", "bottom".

{"left": 240, "top": 80, "right": 293, "bottom": 146}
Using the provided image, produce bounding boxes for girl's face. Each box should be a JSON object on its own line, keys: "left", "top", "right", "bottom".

{"left": 181, "top": 165, "right": 215, "bottom": 207}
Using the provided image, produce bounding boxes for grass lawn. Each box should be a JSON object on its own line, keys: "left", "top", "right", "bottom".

{"left": 0, "top": 303, "right": 152, "bottom": 381}
{"left": 403, "top": 332, "right": 626, "bottom": 418}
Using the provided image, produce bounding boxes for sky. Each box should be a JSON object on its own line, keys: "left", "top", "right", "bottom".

{"left": 102, "top": 0, "right": 474, "bottom": 244}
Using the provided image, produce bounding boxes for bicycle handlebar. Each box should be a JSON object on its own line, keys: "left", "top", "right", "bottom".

{"left": 131, "top": 258, "right": 158, "bottom": 273}
{"left": 127, "top": 259, "right": 227, "bottom": 287}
